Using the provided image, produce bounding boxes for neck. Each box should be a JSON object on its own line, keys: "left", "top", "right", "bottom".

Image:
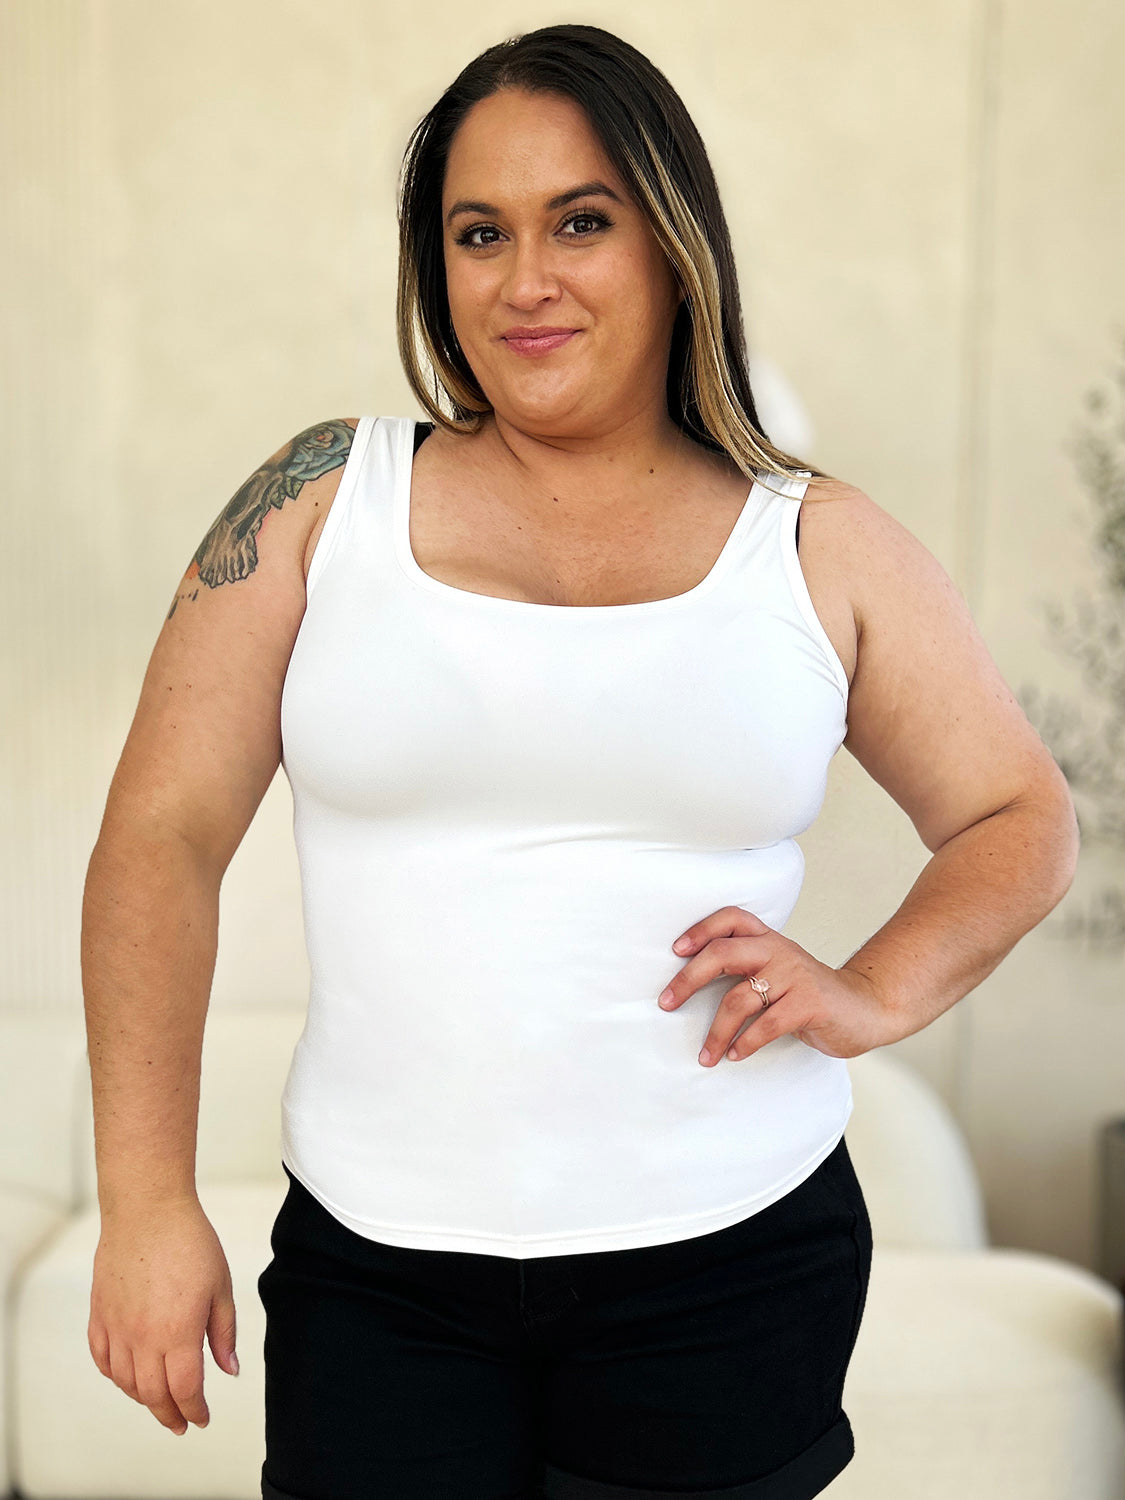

{"left": 479, "top": 407, "right": 693, "bottom": 512}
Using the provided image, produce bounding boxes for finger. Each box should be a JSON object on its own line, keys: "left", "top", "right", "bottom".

{"left": 207, "top": 1286, "right": 239, "bottom": 1377}
{"left": 108, "top": 1337, "right": 139, "bottom": 1401}
{"left": 659, "top": 935, "right": 767, "bottom": 1010}
{"left": 166, "top": 1344, "right": 210, "bottom": 1429}
{"left": 88, "top": 1316, "right": 111, "bottom": 1379}
{"left": 672, "top": 906, "right": 771, "bottom": 955}
{"left": 726, "top": 997, "right": 808, "bottom": 1062}
{"left": 697, "top": 978, "right": 773, "bottom": 1065}
{"left": 135, "top": 1347, "right": 193, "bottom": 1434}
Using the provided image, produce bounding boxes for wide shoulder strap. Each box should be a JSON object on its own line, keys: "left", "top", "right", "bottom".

{"left": 305, "top": 415, "right": 408, "bottom": 598}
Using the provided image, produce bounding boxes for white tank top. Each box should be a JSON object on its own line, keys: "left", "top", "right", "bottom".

{"left": 277, "top": 414, "right": 853, "bottom": 1258}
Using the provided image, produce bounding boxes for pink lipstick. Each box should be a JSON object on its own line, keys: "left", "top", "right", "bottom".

{"left": 501, "top": 328, "right": 579, "bottom": 357}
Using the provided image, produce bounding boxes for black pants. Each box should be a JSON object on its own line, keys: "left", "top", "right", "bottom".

{"left": 257, "top": 1135, "right": 872, "bottom": 1499}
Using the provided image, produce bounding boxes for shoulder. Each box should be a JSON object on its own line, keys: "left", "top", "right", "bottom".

{"left": 793, "top": 475, "right": 950, "bottom": 639}
{"left": 259, "top": 416, "right": 361, "bottom": 474}
{"left": 282, "top": 418, "right": 362, "bottom": 583}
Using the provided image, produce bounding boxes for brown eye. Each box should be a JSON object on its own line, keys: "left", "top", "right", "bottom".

{"left": 561, "top": 211, "right": 613, "bottom": 237}
{"left": 454, "top": 224, "right": 503, "bottom": 249}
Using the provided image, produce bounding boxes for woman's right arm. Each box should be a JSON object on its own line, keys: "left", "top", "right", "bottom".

{"left": 80, "top": 417, "right": 358, "bottom": 1435}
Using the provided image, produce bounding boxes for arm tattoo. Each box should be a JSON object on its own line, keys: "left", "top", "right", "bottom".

{"left": 166, "top": 419, "right": 355, "bottom": 619}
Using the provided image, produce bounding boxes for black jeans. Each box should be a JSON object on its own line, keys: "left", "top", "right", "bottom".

{"left": 257, "top": 1135, "right": 872, "bottom": 1499}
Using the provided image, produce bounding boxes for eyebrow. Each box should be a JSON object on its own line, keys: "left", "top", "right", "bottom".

{"left": 444, "top": 180, "right": 624, "bottom": 227}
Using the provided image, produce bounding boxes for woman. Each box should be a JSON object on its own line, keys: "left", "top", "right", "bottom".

{"left": 82, "top": 22, "right": 1079, "bottom": 1500}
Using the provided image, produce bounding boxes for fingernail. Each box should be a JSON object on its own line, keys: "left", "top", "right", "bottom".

{"left": 673, "top": 937, "right": 691, "bottom": 952}
{"left": 658, "top": 988, "right": 674, "bottom": 1006}
{"left": 231, "top": 1352, "right": 239, "bottom": 1376}
{"left": 699, "top": 1047, "right": 711, "bottom": 1065}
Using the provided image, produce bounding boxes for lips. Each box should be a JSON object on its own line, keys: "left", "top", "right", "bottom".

{"left": 501, "top": 329, "right": 580, "bottom": 357}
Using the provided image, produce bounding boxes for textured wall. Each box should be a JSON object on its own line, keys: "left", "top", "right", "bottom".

{"left": 3, "top": 0, "right": 1122, "bottom": 1272}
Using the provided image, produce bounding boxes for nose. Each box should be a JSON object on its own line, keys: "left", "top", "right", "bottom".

{"left": 501, "top": 233, "right": 563, "bottom": 311}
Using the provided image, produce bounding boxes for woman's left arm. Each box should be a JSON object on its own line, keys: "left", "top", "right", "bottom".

{"left": 663, "top": 483, "right": 1080, "bottom": 1064}
{"left": 828, "top": 484, "right": 1080, "bottom": 1038}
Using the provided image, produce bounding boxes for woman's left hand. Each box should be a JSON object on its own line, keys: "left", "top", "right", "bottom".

{"left": 658, "top": 906, "right": 905, "bottom": 1065}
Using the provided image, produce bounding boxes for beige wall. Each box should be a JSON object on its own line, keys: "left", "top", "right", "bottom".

{"left": 4, "top": 0, "right": 1122, "bottom": 1273}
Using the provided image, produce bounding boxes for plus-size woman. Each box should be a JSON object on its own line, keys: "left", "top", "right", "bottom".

{"left": 82, "top": 23, "right": 1078, "bottom": 1500}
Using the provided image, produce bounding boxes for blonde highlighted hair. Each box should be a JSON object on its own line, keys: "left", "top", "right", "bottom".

{"left": 396, "top": 23, "right": 837, "bottom": 495}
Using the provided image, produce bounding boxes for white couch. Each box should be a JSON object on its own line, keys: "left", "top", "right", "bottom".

{"left": 1, "top": 1009, "right": 1122, "bottom": 1499}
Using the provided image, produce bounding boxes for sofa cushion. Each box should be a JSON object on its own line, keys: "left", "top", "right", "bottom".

{"left": 828, "top": 1246, "right": 1125, "bottom": 1497}
{"left": 0, "top": 1187, "right": 71, "bottom": 1497}
{"left": 845, "top": 1050, "right": 989, "bottom": 1250}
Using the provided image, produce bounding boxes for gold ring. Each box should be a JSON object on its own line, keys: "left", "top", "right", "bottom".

{"left": 748, "top": 975, "right": 771, "bottom": 1010}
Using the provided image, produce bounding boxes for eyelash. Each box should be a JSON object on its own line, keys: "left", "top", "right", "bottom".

{"left": 453, "top": 209, "right": 615, "bottom": 250}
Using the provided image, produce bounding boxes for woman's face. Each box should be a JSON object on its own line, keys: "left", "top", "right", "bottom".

{"left": 441, "top": 87, "right": 683, "bottom": 441}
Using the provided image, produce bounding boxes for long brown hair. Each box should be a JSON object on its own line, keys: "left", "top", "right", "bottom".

{"left": 396, "top": 23, "right": 837, "bottom": 492}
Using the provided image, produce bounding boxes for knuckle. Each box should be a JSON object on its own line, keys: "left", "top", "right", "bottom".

{"left": 165, "top": 1350, "right": 206, "bottom": 1404}
{"left": 134, "top": 1375, "right": 165, "bottom": 1409}
{"left": 108, "top": 1357, "right": 134, "bottom": 1396}
{"left": 145, "top": 1370, "right": 200, "bottom": 1428}
{"left": 715, "top": 939, "right": 750, "bottom": 967}
{"left": 166, "top": 1370, "right": 203, "bottom": 1406}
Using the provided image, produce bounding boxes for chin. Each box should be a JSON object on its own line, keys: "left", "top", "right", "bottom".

{"left": 491, "top": 387, "right": 590, "bottom": 433}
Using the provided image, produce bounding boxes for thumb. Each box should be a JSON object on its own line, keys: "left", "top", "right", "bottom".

{"left": 207, "top": 1290, "right": 239, "bottom": 1376}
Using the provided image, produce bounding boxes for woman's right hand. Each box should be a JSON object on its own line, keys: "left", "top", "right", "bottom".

{"left": 87, "top": 1195, "right": 240, "bottom": 1436}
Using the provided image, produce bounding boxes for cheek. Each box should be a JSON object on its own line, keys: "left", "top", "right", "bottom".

{"left": 589, "top": 255, "right": 676, "bottom": 343}
{"left": 444, "top": 261, "right": 492, "bottom": 334}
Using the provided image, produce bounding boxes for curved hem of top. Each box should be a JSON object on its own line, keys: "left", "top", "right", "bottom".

{"left": 540, "top": 1411, "right": 854, "bottom": 1499}
{"left": 278, "top": 1109, "right": 852, "bottom": 1259}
